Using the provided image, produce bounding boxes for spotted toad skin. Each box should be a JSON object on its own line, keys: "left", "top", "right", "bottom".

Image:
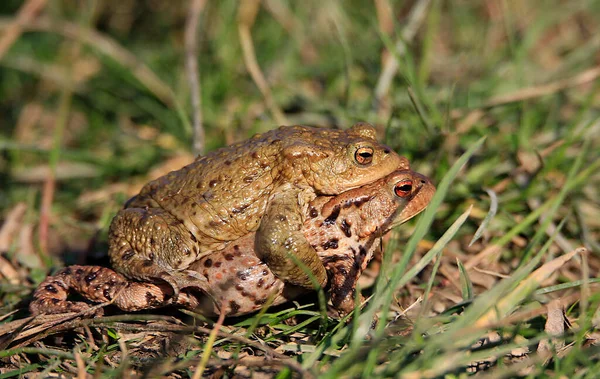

{"left": 31, "top": 170, "right": 435, "bottom": 317}
{"left": 108, "top": 123, "right": 408, "bottom": 294}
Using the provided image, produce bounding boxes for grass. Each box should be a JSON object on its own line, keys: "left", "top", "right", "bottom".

{"left": 1, "top": 0, "right": 599, "bottom": 377}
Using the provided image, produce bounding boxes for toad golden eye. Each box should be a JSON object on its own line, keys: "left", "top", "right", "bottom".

{"left": 355, "top": 147, "right": 374, "bottom": 165}
{"left": 394, "top": 180, "right": 413, "bottom": 197}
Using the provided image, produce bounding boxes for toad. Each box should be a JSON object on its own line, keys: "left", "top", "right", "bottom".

{"left": 30, "top": 169, "right": 435, "bottom": 317}
{"left": 108, "top": 123, "right": 407, "bottom": 295}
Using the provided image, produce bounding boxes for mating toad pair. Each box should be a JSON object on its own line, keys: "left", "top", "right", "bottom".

{"left": 30, "top": 123, "right": 435, "bottom": 317}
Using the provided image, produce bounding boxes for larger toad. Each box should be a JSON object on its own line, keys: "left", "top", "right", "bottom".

{"left": 108, "top": 123, "right": 407, "bottom": 294}
{"left": 31, "top": 169, "right": 435, "bottom": 317}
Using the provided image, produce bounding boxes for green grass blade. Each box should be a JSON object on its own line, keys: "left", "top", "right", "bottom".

{"left": 457, "top": 258, "right": 474, "bottom": 301}
{"left": 469, "top": 188, "right": 498, "bottom": 247}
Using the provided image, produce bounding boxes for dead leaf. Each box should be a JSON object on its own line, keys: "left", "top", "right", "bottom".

{"left": 475, "top": 248, "right": 585, "bottom": 328}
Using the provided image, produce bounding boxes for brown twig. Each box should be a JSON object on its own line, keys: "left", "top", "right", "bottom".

{"left": 374, "top": 0, "right": 431, "bottom": 110}
{"left": 39, "top": 40, "right": 78, "bottom": 256}
{"left": 0, "top": 0, "right": 48, "bottom": 60}
{"left": 374, "top": 0, "right": 394, "bottom": 36}
{"left": 185, "top": 0, "right": 207, "bottom": 155}
{"left": 74, "top": 349, "right": 87, "bottom": 379}
{"left": 374, "top": 0, "right": 394, "bottom": 107}
{"left": 263, "top": 0, "right": 298, "bottom": 34}
{"left": 193, "top": 307, "right": 226, "bottom": 379}
{"left": 263, "top": 0, "right": 318, "bottom": 64}
{"left": 38, "top": 174, "right": 55, "bottom": 256}
{"left": 237, "top": 0, "right": 288, "bottom": 126}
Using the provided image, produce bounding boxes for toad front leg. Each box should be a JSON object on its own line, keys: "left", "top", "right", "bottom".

{"left": 108, "top": 207, "right": 208, "bottom": 296}
{"left": 255, "top": 188, "right": 327, "bottom": 289}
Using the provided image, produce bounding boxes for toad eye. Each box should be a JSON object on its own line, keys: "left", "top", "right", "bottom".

{"left": 355, "top": 146, "right": 374, "bottom": 165}
{"left": 394, "top": 180, "right": 413, "bottom": 198}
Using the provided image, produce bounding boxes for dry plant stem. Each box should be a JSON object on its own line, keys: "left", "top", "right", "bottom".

{"left": 472, "top": 266, "right": 510, "bottom": 279}
{"left": 83, "top": 326, "right": 97, "bottom": 351}
{"left": 38, "top": 172, "right": 55, "bottom": 256}
{"left": 263, "top": 0, "right": 298, "bottom": 34}
{"left": 117, "top": 336, "right": 128, "bottom": 365}
{"left": 374, "top": 0, "right": 394, "bottom": 36}
{"left": 193, "top": 308, "right": 226, "bottom": 379}
{"left": 39, "top": 52, "right": 75, "bottom": 255}
{"left": 528, "top": 198, "right": 575, "bottom": 254}
{"left": 6, "top": 314, "right": 288, "bottom": 361}
{"left": 0, "top": 310, "right": 18, "bottom": 323}
{"left": 0, "top": 203, "right": 26, "bottom": 283}
{"left": 185, "top": 0, "right": 207, "bottom": 155}
{"left": 0, "top": 0, "right": 47, "bottom": 60}
{"left": 238, "top": 0, "right": 288, "bottom": 125}
{"left": 203, "top": 357, "right": 311, "bottom": 378}
{"left": 374, "top": 0, "right": 394, "bottom": 117}
{"left": 74, "top": 350, "right": 86, "bottom": 379}
{"left": 451, "top": 64, "right": 600, "bottom": 117}
{"left": 0, "top": 17, "right": 176, "bottom": 108}
{"left": 580, "top": 251, "right": 590, "bottom": 313}
{"left": 262, "top": 0, "right": 316, "bottom": 61}
{"left": 502, "top": 291, "right": 583, "bottom": 327}
{"left": 60, "top": 362, "right": 82, "bottom": 378}
{"left": 464, "top": 242, "right": 502, "bottom": 270}
{"left": 374, "top": 0, "right": 431, "bottom": 107}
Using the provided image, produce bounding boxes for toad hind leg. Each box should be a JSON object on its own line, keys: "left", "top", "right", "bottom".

{"left": 108, "top": 207, "right": 206, "bottom": 296}
{"left": 255, "top": 190, "right": 327, "bottom": 289}
{"left": 29, "top": 265, "right": 202, "bottom": 315}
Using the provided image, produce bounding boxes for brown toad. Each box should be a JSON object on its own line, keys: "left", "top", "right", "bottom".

{"left": 108, "top": 123, "right": 407, "bottom": 294}
{"left": 30, "top": 169, "right": 435, "bottom": 317}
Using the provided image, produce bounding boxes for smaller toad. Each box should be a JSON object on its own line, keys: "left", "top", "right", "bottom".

{"left": 30, "top": 169, "right": 435, "bottom": 317}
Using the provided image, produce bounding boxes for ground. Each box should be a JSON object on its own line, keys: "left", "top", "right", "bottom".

{"left": 0, "top": 0, "right": 599, "bottom": 377}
